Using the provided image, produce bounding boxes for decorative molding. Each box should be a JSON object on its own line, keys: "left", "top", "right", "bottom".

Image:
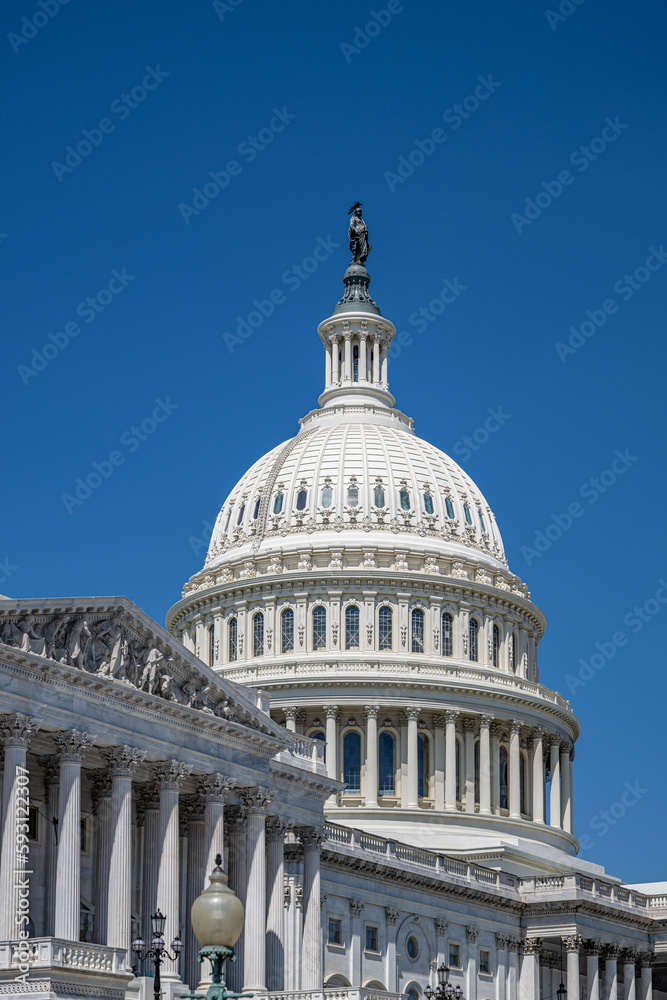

{"left": 101, "top": 745, "right": 146, "bottom": 777}
{"left": 53, "top": 729, "right": 95, "bottom": 762}
{"left": 237, "top": 785, "right": 273, "bottom": 813}
{"left": 152, "top": 759, "right": 193, "bottom": 789}
{"left": 349, "top": 898, "right": 364, "bottom": 918}
{"left": 198, "top": 773, "right": 235, "bottom": 802}
{"left": 0, "top": 712, "right": 40, "bottom": 748}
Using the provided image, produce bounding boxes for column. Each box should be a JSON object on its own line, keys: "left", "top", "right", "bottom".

{"left": 638, "top": 955, "right": 654, "bottom": 1000}
{"left": 563, "top": 936, "right": 582, "bottom": 1000}
{"left": 568, "top": 745, "right": 575, "bottom": 834}
{"left": 91, "top": 770, "right": 112, "bottom": 943}
{"left": 226, "top": 807, "right": 247, "bottom": 993}
{"left": 343, "top": 333, "right": 352, "bottom": 382}
{"left": 266, "top": 818, "right": 287, "bottom": 992}
{"left": 349, "top": 899, "right": 364, "bottom": 986}
{"left": 183, "top": 796, "right": 205, "bottom": 992}
{"left": 0, "top": 715, "right": 39, "bottom": 940}
{"left": 239, "top": 787, "right": 272, "bottom": 991}
{"left": 586, "top": 941, "right": 601, "bottom": 1000}
{"left": 380, "top": 343, "right": 388, "bottom": 385}
{"left": 404, "top": 707, "right": 419, "bottom": 808}
{"left": 284, "top": 706, "right": 298, "bottom": 733}
{"left": 509, "top": 721, "right": 521, "bottom": 819}
{"left": 444, "top": 710, "right": 458, "bottom": 811}
{"left": 331, "top": 337, "right": 340, "bottom": 384}
{"left": 138, "top": 782, "right": 160, "bottom": 957}
{"left": 520, "top": 938, "right": 541, "bottom": 1000}
{"left": 299, "top": 826, "right": 324, "bottom": 991}
{"left": 491, "top": 722, "right": 501, "bottom": 814}
{"left": 154, "top": 760, "right": 192, "bottom": 981}
{"left": 385, "top": 908, "right": 399, "bottom": 992}
{"left": 550, "top": 737, "right": 562, "bottom": 828}
{"left": 359, "top": 331, "right": 368, "bottom": 381}
{"left": 365, "top": 705, "right": 379, "bottom": 807}
{"left": 433, "top": 716, "right": 446, "bottom": 811}
{"left": 463, "top": 718, "right": 475, "bottom": 813}
{"left": 372, "top": 335, "right": 380, "bottom": 384}
{"left": 324, "top": 705, "right": 339, "bottom": 784}
{"left": 506, "top": 938, "right": 519, "bottom": 1000}
{"left": 467, "top": 926, "right": 479, "bottom": 1000}
{"left": 561, "top": 741, "right": 573, "bottom": 831}
{"left": 605, "top": 946, "right": 619, "bottom": 1000}
{"left": 104, "top": 747, "right": 145, "bottom": 953}
{"left": 479, "top": 715, "right": 492, "bottom": 815}
{"left": 622, "top": 951, "right": 637, "bottom": 1000}
{"left": 199, "top": 774, "right": 232, "bottom": 876}
{"left": 531, "top": 728, "right": 545, "bottom": 824}
{"left": 324, "top": 341, "right": 332, "bottom": 387}
{"left": 43, "top": 757, "right": 60, "bottom": 937}
{"left": 495, "top": 935, "right": 507, "bottom": 1000}
{"left": 54, "top": 729, "right": 95, "bottom": 941}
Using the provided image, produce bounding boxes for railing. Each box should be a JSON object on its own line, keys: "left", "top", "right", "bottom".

{"left": 647, "top": 895, "right": 667, "bottom": 907}
{"left": 396, "top": 844, "right": 438, "bottom": 868}
{"left": 267, "top": 990, "right": 408, "bottom": 1000}
{"left": 534, "top": 876, "right": 566, "bottom": 889}
{"left": 0, "top": 938, "right": 128, "bottom": 974}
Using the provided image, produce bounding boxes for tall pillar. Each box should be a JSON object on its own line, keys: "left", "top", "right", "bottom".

{"left": 506, "top": 938, "right": 519, "bottom": 1000}
{"left": 43, "top": 756, "right": 60, "bottom": 937}
{"left": 372, "top": 336, "right": 380, "bottom": 384}
{"left": 284, "top": 707, "right": 298, "bottom": 733}
{"left": 433, "top": 716, "right": 446, "bottom": 811}
{"left": 104, "top": 747, "right": 145, "bottom": 953}
{"left": 466, "top": 926, "right": 479, "bottom": 1000}
{"left": 266, "top": 818, "right": 287, "bottom": 992}
{"left": 622, "top": 951, "right": 637, "bottom": 1000}
{"left": 561, "top": 741, "right": 573, "bottom": 831}
{"left": 0, "top": 715, "right": 39, "bottom": 940}
{"left": 520, "top": 938, "right": 541, "bottom": 1000}
{"left": 331, "top": 337, "right": 340, "bottom": 384}
{"left": 199, "top": 774, "right": 233, "bottom": 876}
{"left": 154, "top": 760, "right": 192, "bottom": 981}
{"left": 564, "top": 936, "right": 582, "bottom": 1000}
{"left": 324, "top": 342, "right": 332, "bottom": 387}
{"left": 138, "top": 782, "right": 161, "bottom": 959}
{"left": 183, "top": 795, "right": 206, "bottom": 991}
{"left": 463, "top": 718, "right": 475, "bottom": 813}
{"left": 359, "top": 332, "right": 368, "bottom": 381}
{"left": 299, "top": 826, "right": 324, "bottom": 991}
{"left": 404, "top": 707, "right": 420, "bottom": 808}
{"left": 324, "top": 705, "right": 339, "bottom": 803}
{"left": 531, "top": 728, "right": 545, "bottom": 824}
{"left": 343, "top": 333, "right": 352, "bottom": 382}
{"left": 605, "top": 946, "right": 619, "bottom": 1000}
{"left": 365, "top": 705, "right": 379, "bottom": 807}
{"left": 509, "top": 721, "right": 521, "bottom": 819}
{"left": 586, "top": 941, "right": 601, "bottom": 1000}
{"left": 550, "top": 737, "right": 562, "bottom": 828}
{"left": 91, "top": 770, "right": 112, "bottom": 943}
{"left": 495, "top": 935, "right": 507, "bottom": 1000}
{"left": 479, "top": 715, "right": 492, "bottom": 815}
{"left": 349, "top": 899, "right": 364, "bottom": 986}
{"left": 226, "top": 808, "right": 247, "bottom": 993}
{"left": 54, "top": 729, "right": 95, "bottom": 941}
{"left": 385, "top": 908, "right": 400, "bottom": 992}
{"left": 444, "top": 710, "right": 458, "bottom": 811}
{"left": 239, "top": 787, "right": 273, "bottom": 991}
{"left": 490, "top": 722, "right": 501, "bottom": 813}
{"left": 380, "top": 343, "right": 388, "bottom": 385}
{"left": 638, "top": 955, "right": 654, "bottom": 1000}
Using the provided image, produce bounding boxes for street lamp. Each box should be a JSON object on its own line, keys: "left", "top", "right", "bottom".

{"left": 179, "top": 854, "right": 253, "bottom": 1000}
{"left": 132, "top": 909, "right": 183, "bottom": 1000}
{"left": 424, "top": 962, "right": 464, "bottom": 1000}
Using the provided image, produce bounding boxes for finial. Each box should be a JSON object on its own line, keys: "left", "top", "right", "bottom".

{"left": 214, "top": 853, "right": 223, "bottom": 871}
{"left": 347, "top": 202, "right": 371, "bottom": 265}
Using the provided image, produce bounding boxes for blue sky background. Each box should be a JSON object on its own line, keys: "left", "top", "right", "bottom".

{"left": 2, "top": 0, "right": 666, "bottom": 881}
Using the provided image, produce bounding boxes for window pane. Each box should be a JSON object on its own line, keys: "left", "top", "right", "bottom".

{"left": 366, "top": 926, "right": 377, "bottom": 951}
{"left": 273, "top": 492, "right": 283, "bottom": 514}
{"left": 474, "top": 740, "right": 480, "bottom": 804}
{"left": 281, "top": 608, "right": 294, "bottom": 653}
{"left": 313, "top": 606, "right": 327, "bottom": 649}
{"left": 353, "top": 345, "right": 359, "bottom": 382}
{"left": 343, "top": 731, "right": 361, "bottom": 792}
{"left": 469, "top": 617, "right": 478, "bottom": 661}
{"left": 520, "top": 753, "right": 526, "bottom": 814}
{"left": 321, "top": 485, "right": 333, "bottom": 508}
{"left": 328, "top": 919, "right": 341, "bottom": 944}
{"left": 442, "top": 612, "right": 453, "bottom": 656}
{"left": 411, "top": 608, "right": 424, "bottom": 653}
{"left": 463, "top": 503, "right": 472, "bottom": 525}
{"left": 456, "top": 740, "right": 460, "bottom": 801}
{"left": 423, "top": 492, "right": 434, "bottom": 515}
{"left": 253, "top": 612, "right": 264, "bottom": 657}
{"left": 237, "top": 503, "right": 245, "bottom": 525}
{"left": 208, "top": 625, "right": 215, "bottom": 665}
{"left": 509, "top": 632, "right": 516, "bottom": 672}
{"left": 479, "top": 509, "right": 487, "bottom": 532}
{"left": 445, "top": 497, "right": 455, "bottom": 519}
{"left": 228, "top": 618, "right": 238, "bottom": 662}
{"left": 500, "top": 747, "right": 508, "bottom": 809}
{"left": 296, "top": 489, "right": 307, "bottom": 511}
{"left": 345, "top": 606, "right": 360, "bottom": 649}
{"left": 253, "top": 497, "right": 261, "bottom": 519}
{"left": 374, "top": 485, "right": 385, "bottom": 508}
{"left": 347, "top": 485, "right": 359, "bottom": 507}
{"left": 492, "top": 624, "right": 500, "bottom": 667}
{"left": 418, "top": 733, "right": 429, "bottom": 797}
{"left": 379, "top": 732, "right": 395, "bottom": 794}
{"left": 378, "top": 606, "right": 393, "bottom": 650}
{"left": 400, "top": 488, "right": 411, "bottom": 510}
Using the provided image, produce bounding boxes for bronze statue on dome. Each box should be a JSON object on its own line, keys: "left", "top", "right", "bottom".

{"left": 347, "top": 202, "right": 371, "bottom": 265}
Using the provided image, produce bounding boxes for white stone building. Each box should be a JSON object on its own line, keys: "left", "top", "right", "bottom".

{"left": 0, "top": 256, "right": 665, "bottom": 999}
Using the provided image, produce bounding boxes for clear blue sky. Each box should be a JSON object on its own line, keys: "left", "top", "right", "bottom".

{"left": 2, "top": 0, "right": 665, "bottom": 882}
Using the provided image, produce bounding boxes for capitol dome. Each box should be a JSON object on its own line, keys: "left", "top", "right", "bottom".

{"left": 167, "top": 250, "right": 579, "bottom": 873}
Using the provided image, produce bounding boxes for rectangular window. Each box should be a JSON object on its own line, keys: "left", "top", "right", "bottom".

{"left": 479, "top": 949, "right": 491, "bottom": 974}
{"left": 27, "top": 805, "right": 38, "bottom": 841}
{"left": 328, "top": 918, "right": 342, "bottom": 944}
{"left": 449, "top": 943, "right": 460, "bottom": 968}
{"left": 80, "top": 818, "right": 87, "bottom": 853}
{"left": 365, "top": 925, "right": 378, "bottom": 952}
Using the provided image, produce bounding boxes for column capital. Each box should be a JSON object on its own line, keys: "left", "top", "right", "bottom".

{"left": 324, "top": 704, "right": 339, "bottom": 720}
{"left": 238, "top": 785, "right": 273, "bottom": 814}
{"left": 444, "top": 709, "right": 459, "bottom": 724}
{"left": 0, "top": 713, "right": 40, "bottom": 748}
{"left": 506, "top": 936, "right": 520, "bottom": 952}
{"left": 435, "top": 918, "right": 448, "bottom": 934}
{"left": 349, "top": 898, "right": 364, "bottom": 918}
{"left": 510, "top": 719, "right": 522, "bottom": 736}
{"left": 386, "top": 906, "right": 400, "bottom": 925}
{"left": 530, "top": 726, "right": 545, "bottom": 744}
{"left": 603, "top": 944, "right": 621, "bottom": 960}
{"left": 562, "top": 934, "right": 582, "bottom": 953}
{"left": 549, "top": 734, "right": 562, "bottom": 750}
{"left": 495, "top": 933, "right": 508, "bottom": 948}
{"left": 480, "top": 714, "right": 493, "bottom": 729}
{"left": 462, "top": 717, "right": 477, "bottom": 734}
{"left": 466, "top": 925, "right": 479, "bottom": 942}
{"left": 152, "top": 759, "right": 193, "bottom": 790}
{"left": 490, "top": 722, "right": 503, "bottom": 740}
{"left": 296, "top": 825, "right": 325, "bottom": 850}
{"left": 136, "top": 780, "right": 160, "bottom": 816}
{"left": 364, "top": 704, "right": 380, "bottom": 719}
{"left": 90, "top": 768, "right": 112, "bottom": 807}
{"left": 53, "top": 728, "right": 95, "bottom": 762}
{"left": 433, "top": 714, "right": 447, "bottom": 729}
{"left": 637, "top": 952, "right": 655, "bottom": 969}
{"left": 180, "top": 792, "right": 205, "bottom": 823}
{"left": 399, "top": 706, "right": 421, "bottom": 723}
{"left": 265, "top": 816, "right": 290, "bottom": 842}
{"left": 283, "top": 706, "right": 298, "bottom": 722}
{"left": 560, "top": 740, "right": 573, "bottom": 756}
{"left": 225, "top": 804, "right": 247, "bottom": 831}
{"left": 522, "top": 937, "right": 542, "bottom": 955}
{"left": 198, "top": 773, "right": 235, "bottom": 802}
{"left": 102, "top": 745, "right": 146, "bottom": 777}
{"left": 619, "top": 948, "right": 638, "bottom": 964}
{"left": 584, "top": 939, "right": 601, "bottom": 956}
{"left": 42, "top": 754, "right": 61, "bottom": 788}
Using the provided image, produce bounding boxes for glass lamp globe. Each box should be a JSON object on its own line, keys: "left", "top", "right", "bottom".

{"left": 191, "top": 854, "right": 245, "bottom": 947}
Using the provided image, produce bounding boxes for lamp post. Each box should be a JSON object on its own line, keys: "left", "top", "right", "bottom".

{"left": 132, "top": 909, "right": 183, "bottom": 1000}
{"left": 424, "top": 962, "right": 464, "bottom": 1000}
{"left": 180, "top": 854, "right": 253, "bottom": 1000}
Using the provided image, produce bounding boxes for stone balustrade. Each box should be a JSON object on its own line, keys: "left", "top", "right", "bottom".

{"left": 0, "top": 938, "right": 128, "bottom": 974}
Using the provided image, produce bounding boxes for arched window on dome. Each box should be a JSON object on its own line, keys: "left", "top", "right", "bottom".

{"left": 478, "top": 509, "right": 487, "bottom": 533}
{"left": 520, "top": 751, "right": 527, "bottom": 814}
{"left": 378, "top": 606, "right": 393, "bottom": 651}
{"left": 345, "top": 605, "right": 360, "bottom": 650}
{"left": 492, "top": 624, "right": 500, "bottom": 668}
{"left": 321, "top": 485, "right": 333, "bottom": 508}
{"left": 253, "top": 496, "right": 261, "bottom": 520}
{"left": 399, "top": 488, "right": 411, "bottom": 511}
{"left": 343, "top": 730, "right": 361, "bottom": 793}
{"left": 499, "top": 746, "right": 508, "bottom": 809}
{"left": 474, "top": 739, "right": 480, "bottom": 805}
{"left": 281, "top": 608, "right": 294, "bottom": 653}
{"left": 273, "top": 492, "right": 283, "bottom": 515}
{"left": 379, "top": 731, "right": 395, "bottom": 795}
{"left": 312, "top": 606, "right": 326, "bottom": 650}
{"left": 296, "top": 489, "right": 308, "bottom": 511}
{"left": 253, "top": 612, "right": 264, "bottom": 657}
{"left": 469, "top": 617, "right": 479, "bottom": 662}
{"left": 423, "top": 492, "right": 434, "bottom": 515}
{"left": 463, "top": 503, "right": 473, "bottom": 526}
{"left": 224, "top": 509, "right": 232, "bottom": 531}
{"left": 237, "top": 503, "right": 245, "bottom": 525}
{"left": 411, "top": 608, "right": 424, "bottom": 653}
{"left": 509, "top": 631, "right": 516, "bottom": 672}
{"left": 353, "top": 344, "right": 359, "bottom": 382}
{"left": 347, "top": 484, "right": 359, "bottom": 508}
{"left": 418, "top": 733, "right": 429, "bottom": 798}
{"left": 208, "top": 624, "right": 215, "bottom": 666}
{"left": 445, "top": 496, "right": 455, "bottom": 519}
{"left": 374, "top": 485, "right": 385, "bottom": 508}
{"left": 442, "top": 612, "right": 453, "bottom": 657}
{"left": 228, "top": 617, "right": 238, "bottom": 662}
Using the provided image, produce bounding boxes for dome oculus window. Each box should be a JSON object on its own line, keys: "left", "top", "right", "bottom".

{"left": 273, "top": 492, "right": 283, "bottom": 515}
{"left": 374, "top": 485, "right": 385, "bottom": 508}
{"left": 296, "top": 489, "right": 308, "bottom": 511}
{"left": 347, "top": 485, "right": 359, "bottom": 508}
{"left": 406, "top": 935, "right": 419, "bottom": 961}
{"left": 445, "top": 497, "right": 455, "bottom": 519}
{"left": 423, "top": 492, "right": 434, "bottom": 515}
{"left": 321, "top": 485, "right": 333, "bottom": 508}
{"left": 345, "top": 605, "right": 360, "bottom": 650}
{"left": 313, "top": 606, "right": 327, "bottom": 650}
{"left": 463, "top": 503, "right": 473, "bottom": 525}
{"left": 399, "top": 488, "right": 411, "bottom": 511}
